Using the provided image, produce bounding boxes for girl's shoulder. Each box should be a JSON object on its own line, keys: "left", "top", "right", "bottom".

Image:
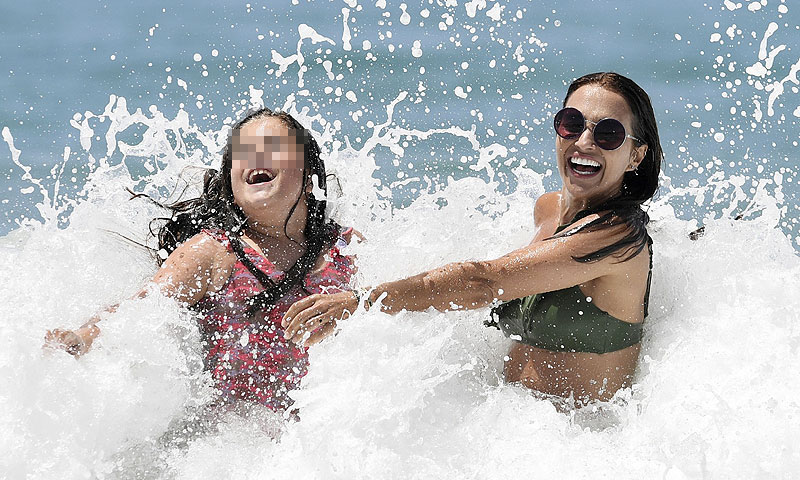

{"left": 168, "top": 229, "right": 231, "bottom": 257}
{"left": 154, "top": 231, "right": 234, "bottom": 298}
{"left": 333, "top": 225, "right": 365, "bottom": 250}
{"left": 323, "top": 224, "right": 361, "bottom": 272}
{"left": 200, "top": 227, "right": 235, "bottom": 252}
{"left": 186, "top": 230, "right": 238, "bottom": 270}
{"left": 190, "top": 229, "right": 238, "bottom": 271}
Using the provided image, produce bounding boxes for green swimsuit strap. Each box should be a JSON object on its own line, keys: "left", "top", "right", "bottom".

{"left": 487, "top": 222, "right": 653, "bottom": 354}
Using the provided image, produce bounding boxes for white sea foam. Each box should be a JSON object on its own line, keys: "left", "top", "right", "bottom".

{"left": 1, "top": 89, "right": 798, "bottom": 479}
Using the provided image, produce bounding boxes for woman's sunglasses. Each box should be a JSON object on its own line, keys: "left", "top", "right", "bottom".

{"left": 554, "top": 107, "right": 642, "bottom": 151}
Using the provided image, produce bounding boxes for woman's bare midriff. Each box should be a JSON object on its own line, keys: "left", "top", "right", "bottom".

{"left": 504, "top": 340, "right": 640, "bottom": 405}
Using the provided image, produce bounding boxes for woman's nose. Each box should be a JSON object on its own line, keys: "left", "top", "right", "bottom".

{"left": 574, "top": 124, "right": 596, "bottom": 150}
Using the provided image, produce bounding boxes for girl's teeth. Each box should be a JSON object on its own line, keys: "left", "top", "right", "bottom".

{"left": 248, "top": 169, "right": 274, "bottom": 183}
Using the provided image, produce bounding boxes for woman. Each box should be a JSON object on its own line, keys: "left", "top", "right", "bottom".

{"left": 282, "top": 72, "right": 663, "bottom": 406}
{"left": 46, "top": 108, "right": 357, "bottom": 412}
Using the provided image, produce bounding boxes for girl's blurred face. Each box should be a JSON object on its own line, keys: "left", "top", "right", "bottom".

{"left": 229, "top": 116, "right": 307, "bottom": 228}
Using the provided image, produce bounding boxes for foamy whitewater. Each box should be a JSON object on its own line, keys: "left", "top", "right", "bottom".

{"left": 2, "top": 1, "right": 800, "bottom": 479}
{"left": 0, "top": 92, "right": 798, "bottom": 479}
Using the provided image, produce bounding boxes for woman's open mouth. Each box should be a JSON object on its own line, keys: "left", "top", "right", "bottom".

{"left": 246, "top": 169, "right": 277, "bottom": 185}
{"left": 568, "top": 155, "right": 602, "bottom": 177}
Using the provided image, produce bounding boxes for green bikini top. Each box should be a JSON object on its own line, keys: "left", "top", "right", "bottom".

{"left": 488, "top": 223, "right": 652, "bottom": 354}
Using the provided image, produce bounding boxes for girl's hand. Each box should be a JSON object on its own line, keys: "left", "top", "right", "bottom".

{"left": 44, "top": 326, "right": 97, "bottom": 357}
{"left": 281, "top": 291, "right": 359, "bottom": 346}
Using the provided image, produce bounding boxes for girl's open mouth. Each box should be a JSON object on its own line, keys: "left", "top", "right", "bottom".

{"left": 246, "top": 169, "right": 277, "bottom": 184}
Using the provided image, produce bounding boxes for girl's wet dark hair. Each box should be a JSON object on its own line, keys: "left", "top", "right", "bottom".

{"left": 150, "top": 108, "right": 336, "bottom": 314}
{"left": 556, "top": 72, "right": 664, "bottom": 263}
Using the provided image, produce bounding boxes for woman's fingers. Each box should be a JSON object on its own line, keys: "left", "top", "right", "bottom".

{"left": 288, "top": 312, "right": 334, "bottom": 344}
{"left": 283, "top": 301, "right": 329, "bottom": 341}
{"left": 281, "top": 294, "right": 321, "bottom": 328}
{"left": 283, "top": 291, "right": 360, "bottom": 344}
{"left": 303, "top": 320, "right": 337, "bottom": 346}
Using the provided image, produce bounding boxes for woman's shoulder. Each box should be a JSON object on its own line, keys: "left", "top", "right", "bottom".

{"left": 534, "top": 191, "right": 560, "bottom": 211}
{"left": 533, "top": 192, "right": 561, "bottom": 227}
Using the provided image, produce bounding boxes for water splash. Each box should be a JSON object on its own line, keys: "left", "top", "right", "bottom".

{"left": 2, "top": 85, "right": 798, "bottom": 477}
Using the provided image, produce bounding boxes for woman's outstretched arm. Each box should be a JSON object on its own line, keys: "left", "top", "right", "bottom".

{"left": 282, "top": 216, "right": 628, "bottom": 345}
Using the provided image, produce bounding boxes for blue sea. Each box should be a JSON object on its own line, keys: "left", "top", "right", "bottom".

{"left": 1, "top": 1, "right": 799, "bottom": 478}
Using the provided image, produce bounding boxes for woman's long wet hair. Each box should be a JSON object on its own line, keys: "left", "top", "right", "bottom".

{"left": 149, "top": 108, "right": 336, "bottom": 314}
{"left": 555, "top": 72, "right": 664, "bottom": 263}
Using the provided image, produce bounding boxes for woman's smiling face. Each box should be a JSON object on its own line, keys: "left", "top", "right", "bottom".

{"left": 229, "top": 116, "right": 307, "bottom": 228}
{"left": 557, "top": 84, "right": 647, "bottom": 206}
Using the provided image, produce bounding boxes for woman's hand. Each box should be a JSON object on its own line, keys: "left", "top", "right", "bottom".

{"left": 43, "top": 325, "right": 98, "bottom": 357}
{"left": 281, "top": 291, "right": 360, "bottom": 346}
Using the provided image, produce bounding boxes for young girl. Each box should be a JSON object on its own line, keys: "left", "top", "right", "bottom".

{"left": 46, "top": 108, "right": 357, "bottom": 412}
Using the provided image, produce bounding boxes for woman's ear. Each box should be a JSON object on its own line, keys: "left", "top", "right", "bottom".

{"left": 627, "top": 144, "right": 648, "bottom": 171}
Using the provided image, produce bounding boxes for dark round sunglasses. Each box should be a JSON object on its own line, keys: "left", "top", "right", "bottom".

{"left": 554, "top": 107, "right": 642, "bottom": 151}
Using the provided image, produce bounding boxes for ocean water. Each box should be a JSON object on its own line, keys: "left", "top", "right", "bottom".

{"left": 1, "top": 0, "right": 799, "bottom": 478}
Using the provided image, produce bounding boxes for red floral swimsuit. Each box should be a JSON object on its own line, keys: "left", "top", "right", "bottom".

{"left": 195, "top": 227, "right": 355, "bottom": 411}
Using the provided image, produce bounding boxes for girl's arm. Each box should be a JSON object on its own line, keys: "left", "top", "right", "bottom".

{"left": 282, "top": 215, "right": 629, "bottom": 344}
{"left": 44, "top": 232, "right": 227, "bottom": 356}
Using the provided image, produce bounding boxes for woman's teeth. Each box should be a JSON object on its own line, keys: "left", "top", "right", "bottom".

{"left": 247, "top": 169, "right": 276, "bottom": 184}
{"left": 569, "top": 156, "right": 601, "bottom": 175}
